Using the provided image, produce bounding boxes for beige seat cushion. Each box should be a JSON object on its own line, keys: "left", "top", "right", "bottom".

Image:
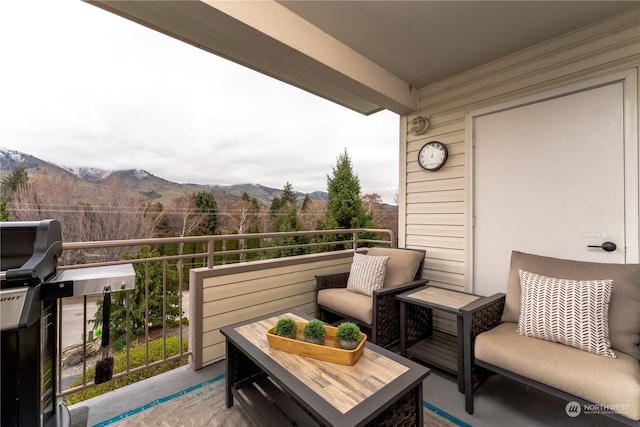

{"left": 502, "top": 251, "right": 640, "bottom": 360}
{"left": 367, "top": 247, "right": 423, "bottom": 287}
{"left": 317, "top": 288, "right": 372, "bottom": 325}
{"left": 476, "top": 323, "right": 640, "bottom": 421}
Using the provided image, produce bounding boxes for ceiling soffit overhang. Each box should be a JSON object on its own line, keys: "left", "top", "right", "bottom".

{"left": 86, "top": 0, "right": 417, "bottom": 115}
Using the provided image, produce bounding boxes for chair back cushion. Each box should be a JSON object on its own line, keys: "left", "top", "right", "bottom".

{"left": 367, "top": 247, "right": 424, "bottom": 288}
{"left": 502, "top": 251, "right": 640, "bottom": 360}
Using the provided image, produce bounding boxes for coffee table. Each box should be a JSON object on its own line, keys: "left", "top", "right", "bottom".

{"left": 220, "top": 310, "right": 430, "bottom": 426}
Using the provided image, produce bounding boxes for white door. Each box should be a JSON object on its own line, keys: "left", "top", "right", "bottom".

{"left": 471, "top": 73, "right": 638, "bottom": 296}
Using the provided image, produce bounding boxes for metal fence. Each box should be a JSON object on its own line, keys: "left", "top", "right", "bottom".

{"left": 57, "top": 228, "right": 394, "bottom": 400}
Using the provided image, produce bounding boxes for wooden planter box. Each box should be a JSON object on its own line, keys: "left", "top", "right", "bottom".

{"left": 266, "top": 321, "right": 366, "bottom": 365}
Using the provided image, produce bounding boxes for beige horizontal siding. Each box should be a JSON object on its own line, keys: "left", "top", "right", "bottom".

{"left": 405, "top": 225, "right": 465, "bottom": 239}
{"left": 407, "top": 213, "right": 465, "bottom": 227}
{"left": 189, "top": 251, "right": 354, "bottom": 368}
{"left": 401, "top": 8, "right": 640, "bottom": 293}
{"left": 406, "top": 202, "right": 465, "bottom": 215}
{"left": 406, "top": 177, "right": 465, "bottom": 194}
{"left": 406, "top": 190, "right": 465, "bottom": 205}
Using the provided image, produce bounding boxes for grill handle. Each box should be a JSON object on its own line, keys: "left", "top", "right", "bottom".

{"left": 102, "top": 287, "right": 111, "bottom": 347}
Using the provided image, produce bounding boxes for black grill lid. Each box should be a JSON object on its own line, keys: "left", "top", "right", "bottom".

{"left": 0, "top": 220, "right": 62, "bottom": 287}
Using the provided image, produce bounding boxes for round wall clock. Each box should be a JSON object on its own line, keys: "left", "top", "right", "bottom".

{"left": 418, "top": 141, "right": 448, "bottom": 171}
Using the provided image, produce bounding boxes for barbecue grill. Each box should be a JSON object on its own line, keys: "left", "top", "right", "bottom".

{"left": 1, "top": 220, "right": 135, "bottom": 427}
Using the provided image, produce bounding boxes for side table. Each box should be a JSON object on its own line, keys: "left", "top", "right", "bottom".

{"left": 397, "top": 285, "right": 484, "bottom": 393}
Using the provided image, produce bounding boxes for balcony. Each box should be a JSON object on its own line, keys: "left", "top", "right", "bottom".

{"left": 55, "top": 230, "right": 625, "bottom": 427}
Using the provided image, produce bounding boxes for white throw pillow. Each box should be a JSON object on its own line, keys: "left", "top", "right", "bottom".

{"left": 516, "top": 269, "right": 616, "bottom": 358}
{"left": 346, "top": 253, "right": 389, "bottom": 296}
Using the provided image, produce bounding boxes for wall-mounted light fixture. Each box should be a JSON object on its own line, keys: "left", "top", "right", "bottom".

{"left": 408, "top": 116, "right": 431, "bottom": 136}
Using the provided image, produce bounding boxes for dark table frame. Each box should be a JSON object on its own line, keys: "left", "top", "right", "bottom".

{"left": 397, "top": 285, "right": 493, "bottom": 394}
{"left": 220, "top": 310, "right": 430, "bottom": 427}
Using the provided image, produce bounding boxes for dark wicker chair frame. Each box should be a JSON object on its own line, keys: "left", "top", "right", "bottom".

{"left": 315, "top": 248, "right": 427, "bottom": 349}
{"left": 461, "top": 295, "right": 640, "bottom": 427}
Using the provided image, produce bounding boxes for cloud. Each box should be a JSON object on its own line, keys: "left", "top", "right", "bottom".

{"left": 1, "top": 0, "right": 399, "bottom": 203}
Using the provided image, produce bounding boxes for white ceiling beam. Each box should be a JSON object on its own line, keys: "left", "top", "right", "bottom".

{"left": 204, "top": 0, "right": 416, "bottom": 115}
{"left": 87, "top": 0, "right": 417, "bottom": 115}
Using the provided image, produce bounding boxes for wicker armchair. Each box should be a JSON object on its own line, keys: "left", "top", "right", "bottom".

{"left": 316, "top": 248, "right": 427, "bottom": 349}
{"left": 461, "top": 251, "right": 640, "bottom": 424}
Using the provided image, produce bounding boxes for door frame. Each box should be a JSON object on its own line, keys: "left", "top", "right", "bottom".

{"left": 465, "top": 68, "right": 638, "bottom": 293}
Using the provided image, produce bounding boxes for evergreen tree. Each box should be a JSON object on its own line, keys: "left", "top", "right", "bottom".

{"left": 326, "top": 150, "right": 372, "bottom": 230}
{"left": 271, "top": 204, "right": 309, "bottom": 257}
{"left": 322, "top": 150, "right": 376, "bottom": 250}
{"left": 269, "top": 197, "right": 283, "bottom": 218}
{"left": 268, "top": 183, "right": 309, "bottom": 256}
{"left": 1, "top": 167, "right": 29, "bottom": 201}
{"left": 249, "top": 193, "right": 260, "bottom": 211}
{"left": 301, "top": 194, "right": 311, "bottom": 211}
{"left": 269, "top": 182, "right": 298, "bottom": 232}
{"left": 0, "top": 201, "right": 9, "bottom": 221}
{"left": 92, "top": 247, "right": 181, "bottom": 340}
{"left": 151, "top": 202, "right": 170, "bottom": 235}
{"left": 280, "top": 182, "right": 297, "bottom": 205}
{"left": 241, "top": 191, "right": 261, "bottom": 211}
{"left": 193, "top": 191, "right": 219, "bottom": 234}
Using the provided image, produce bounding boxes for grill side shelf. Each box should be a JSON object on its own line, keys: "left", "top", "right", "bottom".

{"left": 48, "top": 264, "right": 135, "bottom": 296}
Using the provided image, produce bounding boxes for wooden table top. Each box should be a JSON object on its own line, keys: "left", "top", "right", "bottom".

{"left": 234, "top": 312, "right": 410, "bottom": 414}
{"left": 399, "top": 286, "right": 480, "bottom": 312}
{"left": 221, "top": 310, "right": 430, "bottom": 426}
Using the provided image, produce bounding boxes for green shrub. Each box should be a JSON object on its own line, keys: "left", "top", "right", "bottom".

{"left": 302, "top": 320, "right": 326, "bottom": 341}
{"left": 111, "top": 334, "right": 128, "bottom": 353}
{"left": 62, "top": 336, "right": 188, "bottom": 406}
{"left": 335, "top": 322, "right": 361, "bottom": 342}
{"left": 92, "top": 247, "right": 181, "bottom": 341}
{"left": 274, "top": 317, "right": 298, "bottom": 337}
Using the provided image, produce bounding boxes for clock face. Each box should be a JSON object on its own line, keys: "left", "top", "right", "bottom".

{"left": 418, "top": 142, "right": 448, "bottom": 171}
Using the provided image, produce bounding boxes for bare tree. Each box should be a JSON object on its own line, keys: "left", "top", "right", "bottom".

{"left": 217, "top": 195, "right": 262, "bottom": 262}
{"left": 11, "top": 171, "right": 86, "bottom": 242}
{"left": 168, "top": 194, "right": 204, "bottom": 238}
{"left": 217, "top": 194, "right": 262, "bottom": 234}
{"left": 232, "top": 199, "right": 257, "bottom": 235}
{"left": 166, "top": 194, "right": 206, "bottom": 274}
{"left": 299, "top": 199, "right": 326, "bottom": 230}
{"left": 86, "top": 176, "right": 162, "bottom": 260}
{"left": 362, "top": 193, "right": 393, "bottom": 230}
{"left": 9, "top": 171, "right": 161, "bottom": 262}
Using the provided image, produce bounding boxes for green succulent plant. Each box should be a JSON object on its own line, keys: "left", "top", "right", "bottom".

{"left": 335, "top": 322, "right": 361, "bottom": 343}
{"left": 274, "top": 317, "right": 298, "bottom": 338}
{"left": 302, "top": 320, "right": 326, "bottom": 343}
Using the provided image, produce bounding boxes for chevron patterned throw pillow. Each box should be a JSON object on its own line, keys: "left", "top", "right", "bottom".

{"left": 516, "top": 269, "right": 616, "bottom": 358}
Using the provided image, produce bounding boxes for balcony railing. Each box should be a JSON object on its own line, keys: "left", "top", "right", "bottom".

{"left": 56, "top": 228, "right": 394, "bottom": 401}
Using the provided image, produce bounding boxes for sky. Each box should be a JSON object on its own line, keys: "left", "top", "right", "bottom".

{"left": 0, "top": 1, "right": 400, "bottom": 204}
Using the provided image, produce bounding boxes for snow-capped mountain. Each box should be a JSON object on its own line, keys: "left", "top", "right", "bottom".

{"left": 62, "top": 166, "right": 113, "bottom": 183}
{"left": 1, "top": 148, "right": 32, "bottom": 171}
{"left": 0, "top": 148, "right": 329, "bottom": 206}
